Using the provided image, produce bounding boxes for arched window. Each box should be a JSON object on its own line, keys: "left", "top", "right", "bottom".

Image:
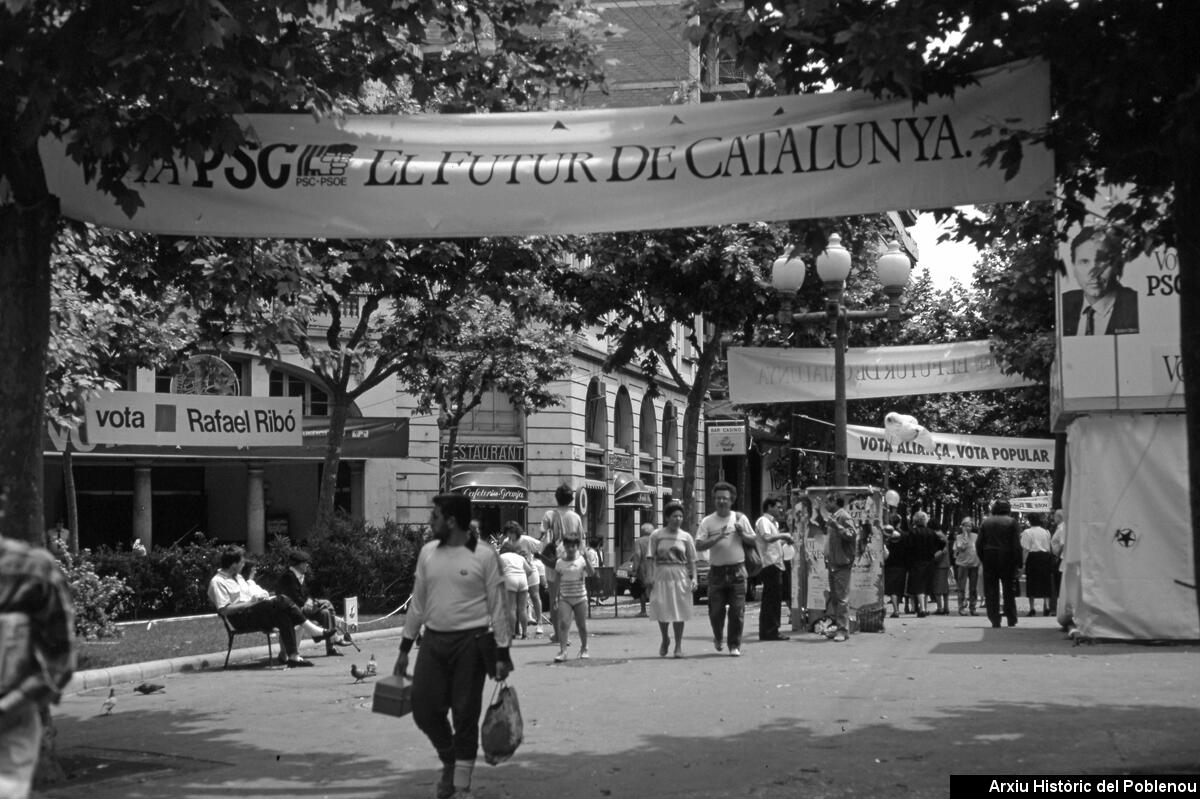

{"left": 268, "top": 368, "right": 330, "bottom": 416}
{"left": 585, "top": 379, "right": 607, "bottom": 448}
{"left": 639, "top": 396, "right": 656, "bottom": 457}
{"left": 613, "top": 387, "right": 633, "bottom": 453}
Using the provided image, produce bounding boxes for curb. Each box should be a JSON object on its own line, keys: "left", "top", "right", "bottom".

{"left": 67, "top": 625, "right": 405, "bottom": 694}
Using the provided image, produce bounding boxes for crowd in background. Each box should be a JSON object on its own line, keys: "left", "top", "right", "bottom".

{"left": 882, "top": 504, "right": 1064, "bottom": 625}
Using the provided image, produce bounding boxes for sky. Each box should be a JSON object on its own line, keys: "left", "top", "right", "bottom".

{"left": 908, "top": 211, "right": 980, "bottom": 290}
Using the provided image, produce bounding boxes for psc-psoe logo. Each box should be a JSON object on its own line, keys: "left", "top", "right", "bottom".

{"left": 295, "top": 144, "right": 357, "bottom": 187}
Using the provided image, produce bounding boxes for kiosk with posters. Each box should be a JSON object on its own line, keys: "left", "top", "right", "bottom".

{"left": 794, "top": 486, "right": 886, "bottom": 634}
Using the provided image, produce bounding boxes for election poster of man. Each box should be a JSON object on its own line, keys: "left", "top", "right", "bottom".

{"left": 796, "top": 487, "right": 886, "bottom": 633}
{"left": 1054, "top": 185, "right": 1183, "bottom": 421}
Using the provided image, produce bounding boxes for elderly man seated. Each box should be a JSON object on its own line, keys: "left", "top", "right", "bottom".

{"left": 276, "top": 549, "right": 352, "bottom": 657}
{"left": 207, "top": 545, "right": 336, "bottom": 668}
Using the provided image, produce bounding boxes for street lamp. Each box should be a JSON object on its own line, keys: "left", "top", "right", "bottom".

{"left": 772, "top": 234, "right": 913, "bottom": 487}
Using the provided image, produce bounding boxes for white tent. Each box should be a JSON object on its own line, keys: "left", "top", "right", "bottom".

{"left": 1062, "top": 413, "right": 1198, "bottom": 640}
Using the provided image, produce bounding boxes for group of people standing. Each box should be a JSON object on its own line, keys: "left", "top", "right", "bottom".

{"left": 883, "top": 501, "right": 1062, "bottom": 628}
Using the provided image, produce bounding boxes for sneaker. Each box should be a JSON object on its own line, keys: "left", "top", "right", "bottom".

{"left": 553, "top": 652, "right": 566, "bottom": 662}
{"left": 713, "top": 638, "right": 724, "bottom": 652}
{"left": 729, "top": 648, "right": 742, "bottom": 657}
{"left": 832, "top": 632, "right": 847, "bottom": 643}
{"left": 579, "top": 649, "right": 590, "bottom": 659}
{"left": 535, "top": 626, "right": 543, "bottom": 637}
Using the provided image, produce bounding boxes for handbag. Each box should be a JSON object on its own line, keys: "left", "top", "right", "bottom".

{"left": 371, "top": 674, "right": 413, "bottom": 718}
{"left": 480, "top": 681, "right": 524, "bottom": 765}
{"left": 737, "top": 513, "right": 764, "bottom": 578}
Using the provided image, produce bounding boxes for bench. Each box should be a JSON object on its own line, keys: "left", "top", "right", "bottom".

{"left": 217, "top": 610, "right": 280, "bottom": 668}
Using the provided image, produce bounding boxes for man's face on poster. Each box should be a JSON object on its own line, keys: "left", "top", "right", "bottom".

{"left": 1072, "top": 237, "right": 1120, "bottom": 303}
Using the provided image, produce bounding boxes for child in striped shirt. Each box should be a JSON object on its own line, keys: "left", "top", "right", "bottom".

{"left": 554, "top": 538, "right": 594, "bottom": 662}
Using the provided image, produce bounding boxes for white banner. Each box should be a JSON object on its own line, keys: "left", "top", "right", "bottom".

{"left": 846, "top": 424, "right": 1054, "bottom": 470}
{"left": 42, "top": 61, "right": 1051, "bottom": 238}
{"left": 728, "top": 340, "right": 1035, "bottom": 404}
{"left": 84, "top": 391, "right": 302, "bottom": 447}
{"left": 1009, "top": 495, "right": 1053, "bottom": 513}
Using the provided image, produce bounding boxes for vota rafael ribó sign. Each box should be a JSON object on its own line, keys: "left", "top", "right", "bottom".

{"left": 84, "top": 392, "right": 303, "bottom": 447}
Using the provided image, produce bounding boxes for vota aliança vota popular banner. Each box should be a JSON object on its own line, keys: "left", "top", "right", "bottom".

{"left": 845, "top": 424, "right": 1054, "bottom": 470}
{"left": 40, "top": 61, "right": 1052, "bottom": 239}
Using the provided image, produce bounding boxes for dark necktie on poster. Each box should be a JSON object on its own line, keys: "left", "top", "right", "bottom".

{"left": 1083, "top": 306, "right": 1095, "bottom": 335}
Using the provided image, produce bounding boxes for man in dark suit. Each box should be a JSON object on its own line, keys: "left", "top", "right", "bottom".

{"left": 277, "top": 549, "right": 351, "bottom": 657}
{"left": 1061, "top": 226, "right": 1139, "bottom": 335}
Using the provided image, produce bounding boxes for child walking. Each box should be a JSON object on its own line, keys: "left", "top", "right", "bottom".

{"left": 554, "top": 538, "right": 594, "bottom": 662}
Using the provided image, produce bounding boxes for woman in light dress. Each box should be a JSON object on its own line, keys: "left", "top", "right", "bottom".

{"left": 647, "top": 501, "right": 698, "bottom": 658}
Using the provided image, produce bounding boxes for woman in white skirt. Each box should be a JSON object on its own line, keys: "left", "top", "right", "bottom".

{"left": 648, "top": 501, "right": 698, "bottom": 658}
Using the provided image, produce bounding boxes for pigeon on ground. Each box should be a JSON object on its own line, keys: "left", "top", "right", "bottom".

{"left": 101, "top": 688, "right": 116, "bottom": 715}
{"left": 134, "top": 683, "right": 165, "bottom": 695}
{"left": 351, "top": 664, "right": 369, "bottom": 683}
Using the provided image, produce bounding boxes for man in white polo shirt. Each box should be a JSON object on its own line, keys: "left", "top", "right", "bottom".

{"left": 694, "top": 481, "right": 757, "bottom": 657}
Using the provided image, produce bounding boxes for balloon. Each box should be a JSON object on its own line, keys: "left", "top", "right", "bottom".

{"left": 884, "top": 489, "right": 901, "bottom": 508}
{"left": 883, "top": 412, "right": 939, "bottom": 458}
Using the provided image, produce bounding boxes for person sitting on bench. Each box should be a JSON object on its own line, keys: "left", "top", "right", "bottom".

{"left": 276, "top": 549, "right": 352, "bottom": 657}
{"left": 207, "top": 545, "right": 335, "bottom": 668}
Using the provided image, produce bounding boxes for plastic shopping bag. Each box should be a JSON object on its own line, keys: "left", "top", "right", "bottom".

{"left": 480, "top": 681, "right": 523, "bottom": 765}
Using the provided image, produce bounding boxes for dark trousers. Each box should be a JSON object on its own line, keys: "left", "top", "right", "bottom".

{"left": 781, "top": 560, "right": 793, "bottom": 608}
{"left": 979, "top": 551, "right": 1018, "bottom": 627}
{"left": 759, "top": 565, "right": 784, "bottom": 639}
{"left": 302, "top": 599, "right": 337, "bottom": 649}
{"left": 228, "top": 596, "right": 306, "bottom": 655}
{"left": 412, "top": 627, "right": 489, "bottom": 763}
{"left": 707, "top": 564, "right": 747, "bottom": 649}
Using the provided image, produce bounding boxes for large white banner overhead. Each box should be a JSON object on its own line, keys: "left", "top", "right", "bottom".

{"left": 727, "top": 340, "right": 1035, "bottom": 404}
{"left": 41, "top": 61, "right": 1052, "bottom": 238}
{"left": 846, "top": 424, "right": 1053, "bottom": 470}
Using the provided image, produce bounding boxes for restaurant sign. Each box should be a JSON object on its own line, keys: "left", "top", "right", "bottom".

{"left": 441, "top": 441, "right": 525, "bottom": 463}
{"left": 458, "top": 485, "right": 528, "bottom": 504}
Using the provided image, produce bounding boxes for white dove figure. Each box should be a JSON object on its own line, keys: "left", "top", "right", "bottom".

{"left": 883, "top": 412, "right": 939, "bottom": 458}
{"left": 101, "top": 688, "right": 116, "bottom": 715}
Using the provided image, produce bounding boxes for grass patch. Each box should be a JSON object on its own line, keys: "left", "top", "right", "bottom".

{"left": 76, "top": 613, "right": 408, "bottom": 671}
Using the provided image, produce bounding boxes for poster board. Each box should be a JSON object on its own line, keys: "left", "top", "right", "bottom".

{"left": 794, "top": 486, "right": 886, "bottom": 631}
{"left": 343, "top": 596, "right": 360, "bottom": 634}
{"left": 1053, "top": 185, "right": 1183, "bottom": 427}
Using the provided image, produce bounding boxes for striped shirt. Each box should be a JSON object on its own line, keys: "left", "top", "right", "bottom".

{"left": 556, "top": 554, "right": 588, "bottom": 602}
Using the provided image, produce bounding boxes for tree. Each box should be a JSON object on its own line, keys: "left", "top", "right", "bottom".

{"left": 572, "top": 223, "right": 790, "bottom": 526}
{"left": 46, "top": 228, "right": 197, "bottom": 551}
{"left": 691, "top": 0, "right": 1200, "bottom": 620}
{"left": 189, "top": 236, "right": 578, "bottom": 528}
{"left": 397, "top": 291, "right": 577, "bottom": 491}
{"left": 0, "top": 0, "right": 607, "bottom": 546}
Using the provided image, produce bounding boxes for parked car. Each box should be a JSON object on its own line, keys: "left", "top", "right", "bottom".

{"left": 616, "top": 554, "right": 709, "bottom": 603}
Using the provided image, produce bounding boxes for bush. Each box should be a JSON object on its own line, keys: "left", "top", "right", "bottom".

{"left": 58, "top": 550, "right": 132, "bottom": 640}
{"left": 301, "top": 514, "right": 426, "bottom": 614}
{"left": 90, "top": 533, "right": 223, "bottom": 619}
{"left": 86, "top": 518, "right": 425, "bottom": 620}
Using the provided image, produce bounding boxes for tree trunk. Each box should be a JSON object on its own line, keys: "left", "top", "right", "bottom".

{"left": 313, "top": 395, "right": 350, "bottom": 535}
{"left": 64, "top": 449, "right": 79, "bottom": 554}
{"left": 0, "top": 196, "right": 56, "bottom": 545}
{"left": 1176, "top": 156, "right": 1200, "bottom": 627}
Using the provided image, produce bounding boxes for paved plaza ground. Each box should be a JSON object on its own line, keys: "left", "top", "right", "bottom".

{"left": 42, "top": 602, "right": 1200, "bottom": 799}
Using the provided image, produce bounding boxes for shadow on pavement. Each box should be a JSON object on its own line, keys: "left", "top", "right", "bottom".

{"left": 45, "top": 696, "right": 1200, "bottom": 798}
